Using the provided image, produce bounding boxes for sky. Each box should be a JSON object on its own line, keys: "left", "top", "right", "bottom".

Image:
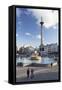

{"left": 16, "top": 8, "right": 58, "bottom": 49}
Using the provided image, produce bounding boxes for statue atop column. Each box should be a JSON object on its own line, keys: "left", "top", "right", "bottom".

{"left": 40, "top": 17, "right": 44, "bottom": 53}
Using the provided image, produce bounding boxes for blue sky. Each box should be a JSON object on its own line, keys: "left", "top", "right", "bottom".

{"left": 16, "top": 8, "right": 58, "bottom": 48}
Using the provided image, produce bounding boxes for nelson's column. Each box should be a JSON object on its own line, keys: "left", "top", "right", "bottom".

{"left": 40, "top": 17, "right": 44, "bottom": 55}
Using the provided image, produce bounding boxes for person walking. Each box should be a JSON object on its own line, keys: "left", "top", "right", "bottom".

{"left": 51, "top": 63, "right": 53, "bottom": 68}
{"left": 27, "top": 68, "right": 30, "bottom": 79}
{"left": 31, "top": 69, "right": 34, "bottom": 79}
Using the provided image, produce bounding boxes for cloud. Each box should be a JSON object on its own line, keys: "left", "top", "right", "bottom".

{"left": 17, "top": 21, "right": 22, "bottom": 25}
{"left": 25, "top": 32, "right": 31, "bottom": 36}
{"left": 36, "top": 34, "right": 41, "bottom": 39}
{"left": 16, "top": 8, "right": 21, "bottom": 17}
{"left": 16, "top": 33, "right": 18, "bottom": 37}
{"left": 27, "top": 9, "right": 58, "bottom": 28}
{"left": 24, "top": 10, "right": 31, "bottom": 15}
{"left": 53, "top": 25, "right": 58, "bottom": 29}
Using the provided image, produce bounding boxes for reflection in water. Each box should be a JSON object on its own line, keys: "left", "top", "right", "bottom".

{"left": 16, "top": 57, "right": 56, "bottom": 66}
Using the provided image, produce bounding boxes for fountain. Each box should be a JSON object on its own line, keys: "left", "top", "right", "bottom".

{"left": 31, "top": 51, "right": 41, "bottom": 60}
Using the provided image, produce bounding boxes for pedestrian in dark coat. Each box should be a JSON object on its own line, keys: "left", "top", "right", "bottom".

{"left": 27, "top": 68, "right": 30, "bottom": 78}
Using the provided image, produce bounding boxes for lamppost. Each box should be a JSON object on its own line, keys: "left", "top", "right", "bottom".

{"left": 40, "top": 17, "right": 44, "bottom": 52}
